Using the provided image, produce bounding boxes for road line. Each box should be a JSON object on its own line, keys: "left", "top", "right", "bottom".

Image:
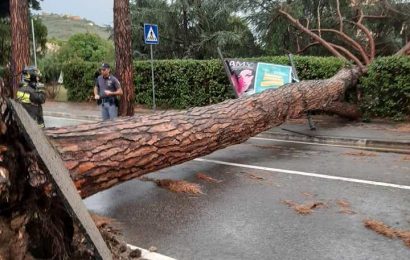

{"left": 194, "top": 158, "right": 410, "bottom": 191}
{"left": 250, "top": 137, "right": 409, "bottom": 153}
{"left": 127, "top": 244, "right": 176, "bottom": 260}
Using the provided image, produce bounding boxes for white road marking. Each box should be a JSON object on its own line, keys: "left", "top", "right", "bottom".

{"left": 250, "top": 137, "right": 409, "bottom": 153}
{"left": 194, "top": 158, "right": 410, "bottom": 191}
{"left": 127, "top": 244, "right": 177, "bottom": 260}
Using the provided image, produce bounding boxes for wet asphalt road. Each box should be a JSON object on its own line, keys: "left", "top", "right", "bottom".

{"left": 45, "top": 116, "right": 410, "bottom": 260}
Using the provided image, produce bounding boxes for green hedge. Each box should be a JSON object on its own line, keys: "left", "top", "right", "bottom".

{"left": 62, "top": 60, "right": 100, "bottom": 101}
{"left": 134, "top": 60, "right": 233, "bottom": 108}
{"left": 61, "top": 56, "right": 346, "bottom": 107}
{"left": 360, "top": 56, "right": 410, "bottom": 119}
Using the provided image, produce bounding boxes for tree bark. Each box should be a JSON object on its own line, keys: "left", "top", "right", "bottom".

{"left": 45, "top": 67, "right": 363, "bottom": 198}
{"left": 9, "top": 0, "right": 30, "bottom": 98}
{"left": 114, "top": 0, "right": 135, "bottom": 116}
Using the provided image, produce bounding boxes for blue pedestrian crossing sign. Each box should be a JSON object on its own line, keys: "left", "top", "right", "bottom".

{"left": 144, "top": 24, "right": 159, "bottom": 44}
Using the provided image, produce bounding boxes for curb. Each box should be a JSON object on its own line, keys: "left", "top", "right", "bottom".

{"left": 258, "top": 131, "right": 410, "bottom": 154}
{"left": 44, "top": 111, "right": 100, "bottom": 121}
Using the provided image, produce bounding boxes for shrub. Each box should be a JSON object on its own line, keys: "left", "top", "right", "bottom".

{"left": 360, "top": 56, "right": 410, "bottom": 119}
{"left": 62, "top": 59, "right": 100, "bottom": 101}
{"left": 134, "top": 60, "right": 232, "bottom": 108}
{"left": 58, "top": 33, "right": 114, "bottom": 63}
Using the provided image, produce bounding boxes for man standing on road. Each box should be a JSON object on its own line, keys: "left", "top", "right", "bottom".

{"left": 94, "top": 63, "right": 123, "bottom": 120}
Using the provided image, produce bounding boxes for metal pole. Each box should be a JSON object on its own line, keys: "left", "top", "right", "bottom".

{"left": 150, "top": 44, "right": 156, "bottom": 111}
{"left": 31, "top": 18, "right": 37, "bottom": 67}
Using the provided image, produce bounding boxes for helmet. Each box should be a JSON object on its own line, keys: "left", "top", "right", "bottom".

{"left": 22, "top": 66, "right": 41, "bottom": 83}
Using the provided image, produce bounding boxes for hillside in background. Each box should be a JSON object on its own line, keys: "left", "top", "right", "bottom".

{"left": 39, "top": 13, "right": 111, "bottom": 41}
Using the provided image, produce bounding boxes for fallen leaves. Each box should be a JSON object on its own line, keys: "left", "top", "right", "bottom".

{"left": 155, "top": 179, "right": 204, "bottom": 195}
{"left": 337, "top": 199, "right": 356, "bottom": 215}
{"left": 196, "top": 173, "right": 222, "bottom": 183}
{"left": 282, "top": 200, "right": 326, "bottom": 215}
{"left": 364, "top": 219, "right": 410, "bottom": 248}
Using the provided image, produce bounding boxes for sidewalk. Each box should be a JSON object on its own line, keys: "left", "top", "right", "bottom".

{"left": 43, "top": 101, "right": 155, "bottom": 121}
{"left": 43, "top": 101, "right": 410, "bottom": 153}
{"left": 258, "top": 116, "right": 410, "bottom": 153}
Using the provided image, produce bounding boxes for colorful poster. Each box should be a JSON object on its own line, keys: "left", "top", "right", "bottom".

{"left": 225, "top": 60, "right": 257, "bottom": 98}
{"left": 254, "top": 63, "right": 292, "bottom": 93}
{"left": 224, "top": 60, "right": 293, "bottom": 98}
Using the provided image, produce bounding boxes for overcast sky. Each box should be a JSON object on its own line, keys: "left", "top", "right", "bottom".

{"left": 38, "top": 0, "right": 113, "bottom": 26}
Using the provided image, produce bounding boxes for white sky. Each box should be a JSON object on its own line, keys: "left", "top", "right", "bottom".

{"left": 37, "top": 0, "right": 114, "bottom": 26}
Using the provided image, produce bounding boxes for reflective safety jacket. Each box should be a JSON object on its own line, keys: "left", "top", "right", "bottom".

{"left": 16, "top": 83, "right": 46, "bottom": 127}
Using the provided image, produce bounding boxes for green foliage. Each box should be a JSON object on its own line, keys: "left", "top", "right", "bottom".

{"left": 130, "top": 0, "right": 260, "bottom": 59}
{"left": 0, "top": 14, "right": 48, "bottom": 66}
{"left": 241, "top": 0, "right": 410, "bottom": 56}
{"left": 38, "top": 53, "right": 62, "bottom": 84}
{"left": 134, "top": 60, "right": 232, "bottom": 108}
{"left": 57, "top": 33, "right": 114, "bottom": 63}
{"left": 360, "top": 56, "right": 410, "bottom": 119}
{"left": 0, "top": 19, "right": 10, "bottom": 66}
{"left": 61, "top": 59, "right": 100, "bottom": 101}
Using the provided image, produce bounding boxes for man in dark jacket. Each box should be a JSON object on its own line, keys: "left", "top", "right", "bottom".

{"left": 94, "top": 63, "right": 123, "bottom": 120}
{"left": 16, "top": 66, "right": 46, "bottom": 128}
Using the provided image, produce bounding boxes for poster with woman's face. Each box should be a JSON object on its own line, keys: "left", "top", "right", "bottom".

{"left": 226, "top": 60, "right": 257, "bottom": 98}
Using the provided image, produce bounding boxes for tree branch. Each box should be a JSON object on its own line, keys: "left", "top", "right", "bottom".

{"left": 381, "top": 0, "right": 410, "bottom": 18}
{"left": 311, "top": 29, "right": 370, "bottom": 65}
{"left": 395, "top": 41, "right": 410, "bottom": 56}
{"left": 346, "top": 20, "right": 376, "bottom": 61}
{"left": 356, "top": 9, "right": 376, "bottom": 60}
{"left": 296, "top": 42, "right": 320, "bottom": 54}
{"left": 317, "top": 0, "right": 322, "bottom": 37}
{"left": 330, "top": 43, "right": 365, "bottom": 69}
{"left": 336, "top": 0, "right": 343, "bottom": 32}
{"left": 279, "top": 9, "right": 346, "bottom": 60}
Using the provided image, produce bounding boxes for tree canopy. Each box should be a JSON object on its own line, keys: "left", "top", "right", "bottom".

{"left": 240, "top": 0, "right": 410, "bottom": 57}
{"left": 57, "top": 33, "right": 114, "bottom": 63}
{"left": 130, "top": 0, "right": 261, "bottom": 59}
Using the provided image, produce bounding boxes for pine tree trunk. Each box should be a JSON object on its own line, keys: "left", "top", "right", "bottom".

{"left": 9, "top": 0, "right": 30, "bottom": 98}
{"left": 114, "top": 0, "right": 135, "bottom": 116}
{"left": 45, "top": 67, "right": 363, "bottom": 198}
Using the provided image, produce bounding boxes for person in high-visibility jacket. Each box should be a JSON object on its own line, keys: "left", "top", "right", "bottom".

{"left": 16, "top": 66, "right": 46, "bottom": 128}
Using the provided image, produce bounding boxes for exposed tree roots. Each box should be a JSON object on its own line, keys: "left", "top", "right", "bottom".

{"left": 0, "top": 100, "right": 139, "bottom": 259}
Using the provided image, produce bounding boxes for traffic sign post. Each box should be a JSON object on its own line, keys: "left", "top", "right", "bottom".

{"left": 144, "top": 24, "right": 159, "bottom": 111}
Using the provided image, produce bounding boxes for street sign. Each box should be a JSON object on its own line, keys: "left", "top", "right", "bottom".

{"left": 144, "top": 23, "right": 159, "bottom": 45}
{"left": 144, "top": 23, "right": 159, "bottom": 111}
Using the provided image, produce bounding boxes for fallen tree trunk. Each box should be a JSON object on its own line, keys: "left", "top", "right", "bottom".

{"left": 45, "top": 67, "right": 363, "bottom": 198}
